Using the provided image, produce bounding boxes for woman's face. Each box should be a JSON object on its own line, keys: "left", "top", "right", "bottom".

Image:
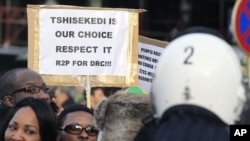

{"left": 5, "top": 106, "right": 40, "bottom": 141}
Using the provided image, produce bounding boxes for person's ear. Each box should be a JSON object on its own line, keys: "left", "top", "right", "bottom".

{"left": 3, "top": 96, "right": 14, "bottom": 107}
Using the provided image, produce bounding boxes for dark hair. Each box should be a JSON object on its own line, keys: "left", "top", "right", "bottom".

{"left": 0, "top": 97, "right": 57, "bottom": 141}
{"left": 104, "top": 87, "right": 123, "bottom": 97}
{"left": 0, "top": 68, "right": 27, "bottom": 100}
{"left": 91, "top": 87, "right": 121, "bottom": 97}
{"left": 57, "top": 104, "right": 93, "bottom": 128}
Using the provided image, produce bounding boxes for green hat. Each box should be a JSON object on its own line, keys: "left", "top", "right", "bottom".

{"left": 126, "top": 87, "right": 145, "bottom": 95}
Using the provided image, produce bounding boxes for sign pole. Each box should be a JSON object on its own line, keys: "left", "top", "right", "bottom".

{"left": 86, "top": 75, "right": 91, "bottom": 109}
{"left": 247, "top": 54, "right": 250, "bottom": 89}
{"left": 241, "top": 53, "right": 249, "bottom": 88}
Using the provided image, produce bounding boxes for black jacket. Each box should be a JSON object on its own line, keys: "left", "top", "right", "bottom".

{"left": 154, "top": 105, "right": 229, "bottom": 141}
{"left": 133, "top": 114, "right": 157, "bottom": 141}
{"left": 0, "top": 102, "right": 11, "bottom": 128}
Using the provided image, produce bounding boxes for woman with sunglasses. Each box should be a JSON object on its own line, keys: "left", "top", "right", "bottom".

{"left": 0, "top": 97, "right": 57, "bottom": 141}
{"left": 57, "top": 104, "right": 99, "bottom": 141}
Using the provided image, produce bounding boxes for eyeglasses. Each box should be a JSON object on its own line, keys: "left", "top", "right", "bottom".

{"left": 59, "top": 124, "right": 99, "bottom": 136}
{"left": 8, "top": 85, "right": 50, "bottom": 96}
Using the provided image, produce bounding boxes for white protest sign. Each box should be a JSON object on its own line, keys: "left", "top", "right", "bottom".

{"left": 138, "top": 36, "right": 167, "bottom": 94}
{"left": 39, "top": 9, "right": 128, "bottom": 76}
{"left": 27, "top": 5, "right": 141, "bottom": 87}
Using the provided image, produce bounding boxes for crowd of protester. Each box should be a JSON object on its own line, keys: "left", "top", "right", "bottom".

{"left": 0, "top": 26, "right": 248, "bottom": 141}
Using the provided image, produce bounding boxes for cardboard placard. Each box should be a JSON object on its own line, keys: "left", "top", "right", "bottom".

{"left": 138, "top": 36, "right": 168, "bottom": 94}
{"left": 27, "top": 5, "right": 143, "bottom": 87}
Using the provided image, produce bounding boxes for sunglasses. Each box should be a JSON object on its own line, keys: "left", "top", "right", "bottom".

{"left": 8, "top": 85, "right": 50, "bottom": 96}
{"left": 59, "top": 124, "right": 99, "bottom": 136}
